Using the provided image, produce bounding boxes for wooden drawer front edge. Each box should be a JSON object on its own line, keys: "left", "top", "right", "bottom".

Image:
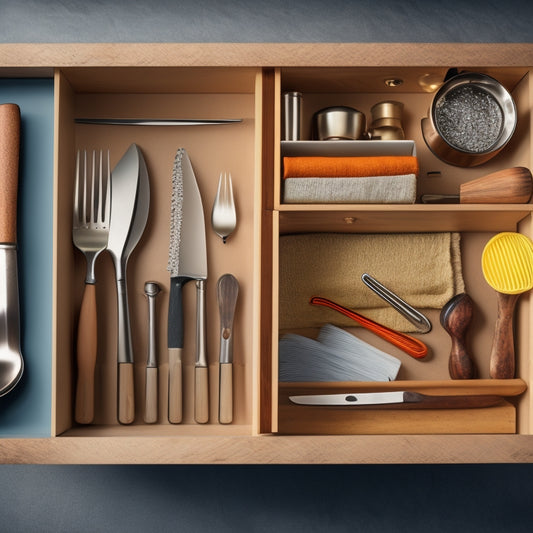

{"left": 2, "top": 43, "right": 533, "bottom": 69}
{"left": 1, "top": 435, "right": 533, "bottom": 464}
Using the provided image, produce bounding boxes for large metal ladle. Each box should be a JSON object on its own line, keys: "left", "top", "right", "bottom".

{"left": 0, "top": 103, "right": 24, "bottom": 397}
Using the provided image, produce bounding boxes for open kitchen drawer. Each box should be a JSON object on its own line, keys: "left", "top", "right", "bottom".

{"left": 2, "top": 43, "right": 533, "bottom": 463}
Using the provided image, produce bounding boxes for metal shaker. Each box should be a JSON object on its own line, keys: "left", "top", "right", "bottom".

{"left": 283, "top": 91, "right": 302, "bottom": 141}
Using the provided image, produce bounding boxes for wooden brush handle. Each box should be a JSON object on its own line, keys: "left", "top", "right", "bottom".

{"left": 0, "top": 103, "right": 20, "bottom": 244}
{"left": 490, "top": 292, "right": 520, "bottom": 379}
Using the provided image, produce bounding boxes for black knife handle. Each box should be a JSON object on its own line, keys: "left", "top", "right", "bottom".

{"left": 168, "top": 276, "right": 193, "bottom": 348}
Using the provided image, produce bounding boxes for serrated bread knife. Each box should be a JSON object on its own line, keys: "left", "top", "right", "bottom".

{"left": 289, "top": 391, "right": 505, "bottom": 409}
{"left": 107, "top": 144, "right": 150, "bottom": 424}
{"left": 167, "top": 148, "right": 208, "bottom": 424}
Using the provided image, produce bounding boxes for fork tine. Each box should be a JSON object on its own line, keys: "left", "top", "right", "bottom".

{"left": 82, "top": 149, "right": 88, "bottom": 225}
{"left": 73, "top": 150, "right": 80, "bottom": 225}
{"left": 90, "top": 150, "right": 97, "bottom": 225}
{"left": 104, "top": 149, "right": 111, "bottom": 226}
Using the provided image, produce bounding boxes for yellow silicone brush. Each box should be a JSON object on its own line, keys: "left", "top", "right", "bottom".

{"left": 482, "top": 232, "right": 533, "bottom": 378}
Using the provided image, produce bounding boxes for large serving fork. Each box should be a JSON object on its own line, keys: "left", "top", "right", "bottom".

{"left": 72, "top": 149, "right": 111, "bottom": 424}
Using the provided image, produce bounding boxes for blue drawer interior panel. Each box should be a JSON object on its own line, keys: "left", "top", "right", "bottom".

{"left": 0, "top": 79, "right": 54, "bottom": 437}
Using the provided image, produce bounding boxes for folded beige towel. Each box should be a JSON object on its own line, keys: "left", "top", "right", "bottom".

{"left": 279, "top": 232, "right": 464, "bottom": 332}
{"left": 283, "top": 175, "right": 417, "bottom": 204}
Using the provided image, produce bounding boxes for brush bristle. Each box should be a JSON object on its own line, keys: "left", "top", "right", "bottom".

{"left": 167, "top": 148, "right": 184, "bottom": 276}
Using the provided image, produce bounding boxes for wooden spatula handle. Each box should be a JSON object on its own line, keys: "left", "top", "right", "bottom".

{"left": 0, "top": 103, "right": 20, "bottom": 244}
{"left": 490, "top": 292, "right": 520, "bottom": 379}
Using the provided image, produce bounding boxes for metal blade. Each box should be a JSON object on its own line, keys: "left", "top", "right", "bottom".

{"left": 107, "top": 144, "right": 141, "bottom": 270}
{"left": 289, "top": 391, "right": 406, "bottom": 406}
{"left": 75, "top": 118, "right": 242, "bottom": 126}
{"left": 167, "top": 148, "right": 207, "bottom": 280}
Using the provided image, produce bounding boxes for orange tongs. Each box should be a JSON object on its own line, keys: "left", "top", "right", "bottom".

{"left": 310, "top": 296, "right": 428, "bottom": 359}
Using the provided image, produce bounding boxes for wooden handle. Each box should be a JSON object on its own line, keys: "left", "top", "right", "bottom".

{"left": 118, "top": 363, "right": 135, "bottom": 424}
{"left": 440, "top": 294, "right": 476, "bottom": 379}
{"left": 0, "top": 103, "right": 20, "bottom": 244}
{"left": 490, "top": 292, "right": 520, "bottom": 379}
{"left": 449, "top": 337, "right": 477, "bottom": 379}
{"left": 403, "top": 392, "right": 505, "bottom": 409}
{"left": 168, "top": 348, "right": 182, "bottom": 423}
{"left": 75, "top": 283, "right": 97, "bottom": 424}
{"left": 144, "top": 367, "right": 158, "bottom": 424}
{"left": 219, "top": 362, "right": 233, "bottom": 424}
{"left": 195, "top": 366, "right": 209, "bottom": 424}
{"left": 460, "top": 167, "right": 533, "bottom": 204}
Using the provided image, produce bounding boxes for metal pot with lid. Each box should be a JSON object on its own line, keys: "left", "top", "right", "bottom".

{"left": 421, "top": 72, "right": 517, "bottom": 167}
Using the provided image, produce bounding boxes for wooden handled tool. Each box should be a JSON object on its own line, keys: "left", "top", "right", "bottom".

{"left": 482, "top": 232, "right": 533, "bottom": 379}
{"left": 421, "top": 167, "right": 533, "bottom": 204}
{"left": 440, "top": 293, "right": 476, "bottom": 379}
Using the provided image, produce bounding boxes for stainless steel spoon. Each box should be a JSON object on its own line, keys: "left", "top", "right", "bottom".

{"left": 211, "top": 172, "right": 236, "bottom": 244}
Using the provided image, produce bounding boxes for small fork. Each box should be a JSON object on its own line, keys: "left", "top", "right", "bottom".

{"left": 72, "top": 149, "right": 111, "bottom": 424}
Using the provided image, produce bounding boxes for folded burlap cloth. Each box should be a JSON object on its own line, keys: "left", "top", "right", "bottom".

{"left": 279, "top": 232, "right": 464, "bottom": 332}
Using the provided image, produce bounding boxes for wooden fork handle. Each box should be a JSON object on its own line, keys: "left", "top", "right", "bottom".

{"left": 0, "top": 103, "right": 20, "bottom": 244}
{"left": 75, "top": 283, "right": 97, "bottom": 424}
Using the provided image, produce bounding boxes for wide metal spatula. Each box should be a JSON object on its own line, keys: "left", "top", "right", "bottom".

{"left": 0, "top": 103, "right": 24, "bottom": 397}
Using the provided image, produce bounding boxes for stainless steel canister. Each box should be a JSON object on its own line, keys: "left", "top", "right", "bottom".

{"left": 283, "top": 91, "right": 302, "bottom": 141}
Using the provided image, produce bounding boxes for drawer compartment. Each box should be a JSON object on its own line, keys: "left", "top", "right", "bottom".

{"left": 275, "top": 225, "right": 531, "bottom": 435}
{"left": 53, "top": 67, "right": 263, "bottom": 437}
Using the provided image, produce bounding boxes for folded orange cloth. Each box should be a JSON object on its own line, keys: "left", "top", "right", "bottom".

{"left": 283, "top": 156, "right": 419, "bottom": 178}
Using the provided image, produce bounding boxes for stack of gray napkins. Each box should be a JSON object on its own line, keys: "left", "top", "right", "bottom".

{"left": 279, "top": 324, "right": 401, "bottom": 382}
{"left": 283, "top": 174, "right": 417, "bottom": 204}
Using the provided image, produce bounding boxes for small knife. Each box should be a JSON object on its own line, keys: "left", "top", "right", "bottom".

{"left": 289, "top": 391, "right": 505, "bottom": 409}
{"left": 167, "top": 148, "right": 208, "bottom": 424}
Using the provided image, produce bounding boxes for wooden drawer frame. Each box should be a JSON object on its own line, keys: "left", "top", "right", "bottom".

{"left": 1, "top": 43, "right": 533, "bottom": 463}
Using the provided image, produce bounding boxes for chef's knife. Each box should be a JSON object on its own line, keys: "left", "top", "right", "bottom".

{"left": 167, "top": 148, "right": 208, "bottom": 424}
{"left": 289, "top": 391, "right": 505, "bottom": 409}
{"left": 107, "top": 144, "right": 150, "bottom": 424}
